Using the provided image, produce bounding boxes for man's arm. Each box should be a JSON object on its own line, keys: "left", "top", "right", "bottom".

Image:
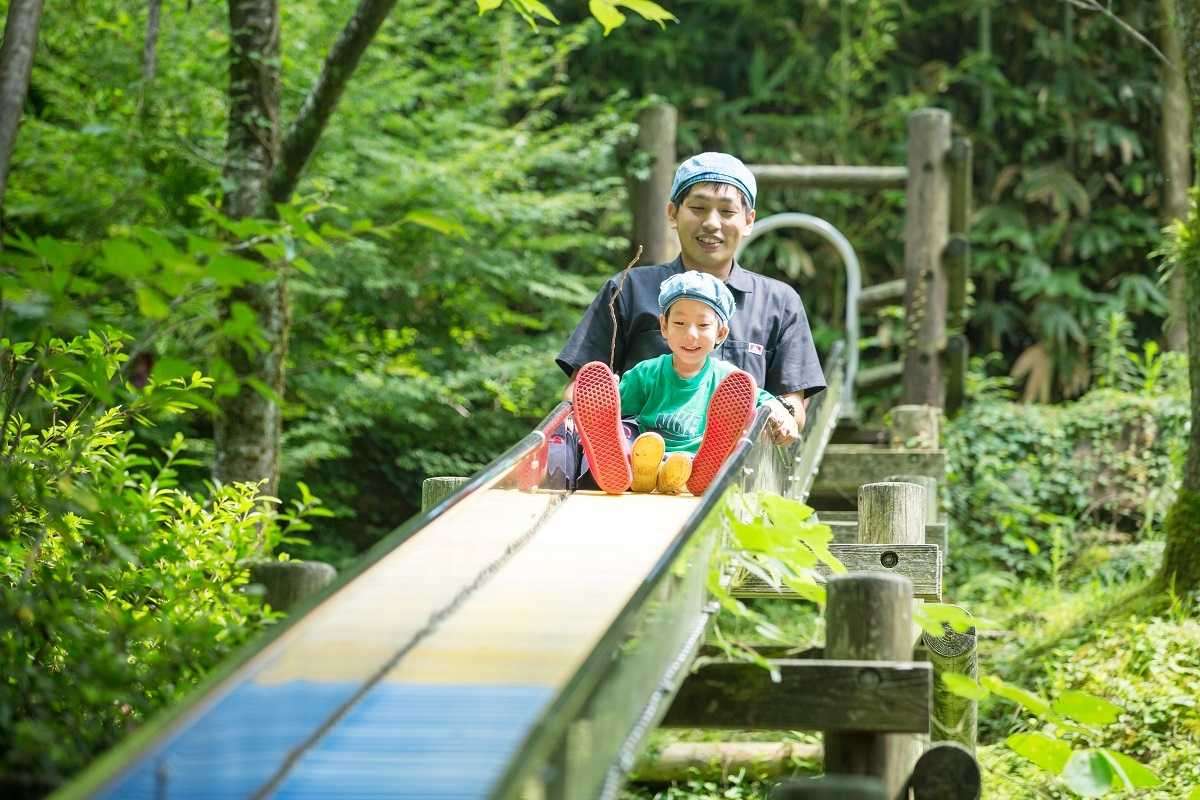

{"left": 562, "top": 371, "right": 577, "bottom": 402}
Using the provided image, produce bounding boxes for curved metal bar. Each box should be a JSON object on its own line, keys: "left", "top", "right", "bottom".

{"left": 736, "top": 213, "right": 862, "bottom": 419}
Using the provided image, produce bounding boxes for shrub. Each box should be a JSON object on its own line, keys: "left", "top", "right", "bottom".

{"left": 945, "top": 354, "right": 1189, "bottom": 586}
{"left": 0, "top": 332, "right": 298, "bottom": 794}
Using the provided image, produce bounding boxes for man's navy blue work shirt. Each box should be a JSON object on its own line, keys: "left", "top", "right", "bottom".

{"left": 557, "top": 257, "right": 826, "bottom": 399}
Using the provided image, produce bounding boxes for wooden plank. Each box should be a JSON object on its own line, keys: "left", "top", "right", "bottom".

{"left": 823, "top": 519, "right": 947, "bottom": 555}
{"left": 809, "top": 445, "right": 945, "bottom": 507}
{"left": 661, "top": 659, "right": 931, "bottom": 732}
{"left": 858, "top": 278, "right": 906, "bottom": 309}
{"left": 748, "top": 164, "right": 908, "bottom": 190}
{"left": 732, "top": 544, "right": 941, "bottom": 601}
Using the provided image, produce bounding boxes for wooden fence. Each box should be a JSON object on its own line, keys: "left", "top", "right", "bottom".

{"left": 628, "top": 104, "right": 972, "bottom": 416}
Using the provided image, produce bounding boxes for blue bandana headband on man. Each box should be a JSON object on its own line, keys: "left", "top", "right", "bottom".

{"left": 669, "top": 152, "right": 758, "bottom": 210}
{"left": 657, "top": 271, "right": 737, "bottom": 325}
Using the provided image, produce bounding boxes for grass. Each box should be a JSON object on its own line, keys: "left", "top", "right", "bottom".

{"left": 622, "top": 539, "right": 1200, "bottom": 799}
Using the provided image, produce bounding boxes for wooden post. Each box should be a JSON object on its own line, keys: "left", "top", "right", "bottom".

{"left": 629, "top": 103, "right": 678, "bottom": 265}
{"left": 858, "top": 481, "right": 927, "bottom": 548}
{"left": 847, "top": 482, "right": 928, "bottom": 794}
{"left": 922, "top": 612, "right": 977, "bottom": 752}
{"left": 885, "top": 474, "right": 939, "bottom": 523}
{"left": 907, "top": 742, "right": 981, "bottom": 799}
{"left": 902, "top": 108, "right": 951, "bottom": 407}
{"left": 888, "top": 404, "right": 940, "bottom": 449}
{"left": 945, "top": 136, "right": 972, "bottom": 417}
{"left": 823, "top": 572, "right": 914, "bottom": 796}
{"left": 770, "top": 775, "right": 886, "bottom": 799}
{"left": 421, "top": 476, "right": 469, "bottom": 512}
{"left": 247, "top": 560, "right": 336, "bottom": 613}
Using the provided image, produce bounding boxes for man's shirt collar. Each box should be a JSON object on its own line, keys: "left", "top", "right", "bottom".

{"left": 667, "top": 256, "right": 754, "bottom": 293}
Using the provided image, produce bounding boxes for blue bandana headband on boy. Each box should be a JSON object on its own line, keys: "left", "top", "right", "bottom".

{"left": 658, "top": 271, "right": 737, "bottom": 326}
{"left": 669, "top": 152, "right": 757, "bottom": 210}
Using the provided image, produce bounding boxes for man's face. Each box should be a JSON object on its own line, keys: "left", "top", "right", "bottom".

{"left": 667, "top": 183, "right": 755, "bottom": 274}
{"left": 659, "top": 299, "right": 729, "bottom": 373}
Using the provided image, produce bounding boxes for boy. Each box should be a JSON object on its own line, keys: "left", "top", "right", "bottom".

{"left": 572, "top": 271, "right": 789, "bottom": 495}
{"left": 558, "top": 152, "right": 825, "bottom": 447}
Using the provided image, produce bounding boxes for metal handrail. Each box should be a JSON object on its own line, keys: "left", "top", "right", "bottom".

{"left": 737, "top": 213, "right": 862, "bottom": 419}
{"left": 492, "top": 344, "right": 847, "bottom": 798}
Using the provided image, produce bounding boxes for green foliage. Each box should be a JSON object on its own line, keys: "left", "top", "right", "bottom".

{"left": 976, "top": 580, "right": 1200, "bottom": 798}
{"left": 946, "top": 353, "right": 1189, "bottom": 584}
{"left": 0, "top": 334, "right": 316, "bottom": 792}
{"left": 944, "top": 673, "right": 1162, "bottom": 795}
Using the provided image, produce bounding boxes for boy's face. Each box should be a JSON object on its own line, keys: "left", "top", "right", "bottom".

{"left": 659, "top": 298, "right": 729, "bottom": 373}
{"left": 667, "top": 183, "right": 755, "bottom": 274}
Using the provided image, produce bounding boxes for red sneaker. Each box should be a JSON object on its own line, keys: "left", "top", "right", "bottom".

{"left": 687, "top": 370, "right": 756, "bottom": 495}
{"left": 572, "top": 361, "right": 631, "bottom": 494}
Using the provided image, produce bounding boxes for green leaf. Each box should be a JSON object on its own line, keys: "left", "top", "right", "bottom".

{"left": 150, "top": 357, "right": 198, "bottom": 384}
{"left": 1187, "top": 786, "right": 1200, "bottom": 800}
{"left": 614, "top": 0, "right": 677, "bottom": 27}
{"left": 512, "top": 0, "right": 559, "bottom": 24}
{"left": 943, "top": 673, "right": 989, "bottom": 701}
{"left": 1098, "top": 750, "right": 1161, "bottom": 789}
{"left": 399, "top": 210, "right": 466, "bottom": 237}
{"left": 760, "top": 494, "right": 816, "bottom": 528}
{"left": 208, "top": 254, "right": 273, "bottom": 287}
{"left": 981, "top": 675, "right": 1052, "bottom": 717}
{"left": 728, "top": 517, "right": 771, "bottom": 552}
{"left": 135, "top": 286, "right": 170, "bottom": 320}
{"left": 101, "top": 239, "right": 152, "bottom": 278}
{"left": 1060, "top": 750, "right": 1114, "bottom": 797}
{"left": 1053, "top": 690, "right": 1122, "bottom": 726}
{"left": 1006, "top": 732, "right": 1071, "bottom": 775}
{"left": 920, "top": 604, "right": 976, "bottom": 634}
{"left": 589, "top": 0, "right": 626, "bottom": 34}
{"left": 476, "top": 0, "right": 503, "bottom": 11}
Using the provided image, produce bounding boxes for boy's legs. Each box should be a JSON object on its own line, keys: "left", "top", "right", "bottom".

{"left": 572, "top": 361, "right": 633, "bottom": 494}
{"left": 630, "top": 432, "right": 666, "bottom": 493}
{"left": 688, "top": 370, "right": 757, "bottom": 495}
{"left": 656, "top": 451, "right": 692, "bottom": 494}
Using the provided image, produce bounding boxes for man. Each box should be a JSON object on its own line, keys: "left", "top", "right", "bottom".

{"left": 558, "top": 151, "right": 826, "bottom": 446}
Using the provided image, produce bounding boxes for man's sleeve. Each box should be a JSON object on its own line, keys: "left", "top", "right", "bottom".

{"left": 768, "top": 289, "right": 827, "bottom": 398}
{"left": 556, "top": 277, "right": 622, "bottom": 378}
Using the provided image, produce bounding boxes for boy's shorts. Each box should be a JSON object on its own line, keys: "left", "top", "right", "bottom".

{"left": 546, "top": 416, "right": 640, "bottom": 491}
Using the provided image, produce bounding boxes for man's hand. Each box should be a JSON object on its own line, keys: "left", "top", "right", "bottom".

{"left": 765, "top": 399, "right": 800, "bottom": 445}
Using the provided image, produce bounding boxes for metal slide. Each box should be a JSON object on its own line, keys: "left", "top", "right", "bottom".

{"left": 64, "top": 208, "right": 868, "bottom": 800}
{"left": 58, "top": 344, "right": 844, "bottom": 800}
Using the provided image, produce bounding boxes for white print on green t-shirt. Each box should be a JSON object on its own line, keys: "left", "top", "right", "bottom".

{"left": 654, "top": 409, "right": 703, "bottom": 439}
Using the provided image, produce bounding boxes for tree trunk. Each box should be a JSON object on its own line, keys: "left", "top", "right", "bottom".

{"left": 0, "top": 0, "right": 44, "bottom": 228}
{"left": 214, "top": 0, "right": 285, "bottom": 495}
{"left": 1161, "top": 0, "right": 1192, "bottom": 352}
{"left": 212, "top": 0, "right": 405, "bottom": 494}
{"left": 143, "top": 0, "right": 163, "bottom": 86}
{"left": 1160, "top": 0, "right": 1200, "bottom": 593}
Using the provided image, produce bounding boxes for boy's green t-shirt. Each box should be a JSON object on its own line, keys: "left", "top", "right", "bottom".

{"left": 618, "top": 354, "right": 774, "bottom": 454}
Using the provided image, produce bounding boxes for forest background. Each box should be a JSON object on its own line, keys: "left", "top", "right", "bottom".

{"left": 1, "top": 0, "right": 1197, "bottom": 797}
